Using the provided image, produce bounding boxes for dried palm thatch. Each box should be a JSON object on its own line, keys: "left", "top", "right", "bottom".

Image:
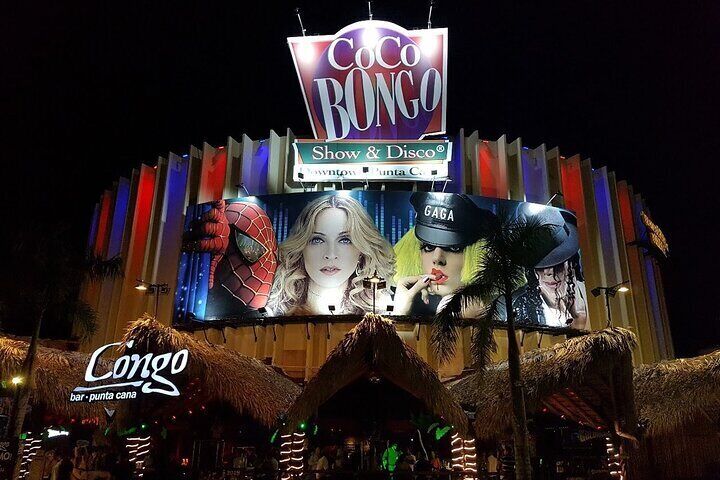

{"left": 450, "top": 328, "right": 637, "bottom": 441}
{"left": 0, "top": 335, "right": 113, "bottom": 421}
{"left": 123, "top": 315, "right": 301, "bottom": 428}
{"left": 285, "top": 313, "right": 469, "bottom": 435}
{"left": 634, "top": 349, "right": 720, "bottom": 437}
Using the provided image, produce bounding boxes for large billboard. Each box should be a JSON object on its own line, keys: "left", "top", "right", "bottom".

{"left": 175, "top": 192, "right": 590, "bottom": 330}
{"left": 288, "top": 20, "right": 448, "bottom": 141}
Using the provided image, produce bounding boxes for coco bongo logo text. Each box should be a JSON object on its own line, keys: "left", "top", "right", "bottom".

{"left": 70, "top": 339, "right": 189, "bottom": 403}
{"left": 289, "top": 20, "right": 448, "bottom": 141}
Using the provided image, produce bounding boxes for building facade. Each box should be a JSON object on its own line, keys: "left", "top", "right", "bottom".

{"left": 80, "top": 20, "right": 673, "bottom": 382}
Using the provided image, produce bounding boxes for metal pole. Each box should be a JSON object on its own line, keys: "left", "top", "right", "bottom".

{"left": 605, "top": 289, "right": 612, "bottom": 327}
{"left": 372, "top": 285, "right": 376, "bottom": 314}
{"left": 154, "top": 287, "right": 161, "bottom": 318}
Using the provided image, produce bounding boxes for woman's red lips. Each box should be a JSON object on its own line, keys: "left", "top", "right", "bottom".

{"left": 431, "top": 268, "right": 448, "bottom": 285}
{"left": 320, "top": 266, "right": 340, "bottom": 276}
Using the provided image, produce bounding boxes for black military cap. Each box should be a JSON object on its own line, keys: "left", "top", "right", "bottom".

{"left": 410, "top": 192, "right": 490, "bottom": 248}
{"left": 515, "top": 203, "right": 579, "bottom": 268}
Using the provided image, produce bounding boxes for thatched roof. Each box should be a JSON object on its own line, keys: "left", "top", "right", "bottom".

{"left": 0, "top": 336, "right": 113, "bottom": 421}
{"left": 285, "top": 314, "right": 469, "bottom": 435}
{"left": 450, "top": 328, "right": 637, "bottom": 441}
{"left": 634, "top": 349, "right": 720, "bottom": 437}
{"left": 123, "top": 315, "right": 301, "bottom": 428}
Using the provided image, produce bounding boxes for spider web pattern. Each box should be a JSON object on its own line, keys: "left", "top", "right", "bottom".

{"left": 217, "top": 202, "right": 278, "bottom": 308}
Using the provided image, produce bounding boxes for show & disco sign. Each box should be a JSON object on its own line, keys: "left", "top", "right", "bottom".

{"left": 292, "top": 139, "right": 451, "bottom": 182}
{"left": 175, "top": 191, "right": 591, "bottom": 331}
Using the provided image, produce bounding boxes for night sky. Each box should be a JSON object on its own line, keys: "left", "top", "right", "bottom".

{"left": 3, "top": 1, "right": 718, "bottom": 356}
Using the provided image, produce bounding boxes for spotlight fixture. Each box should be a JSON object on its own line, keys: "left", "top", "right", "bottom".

{"left": 591, "top": 281, "right": 630, "bottom": 327}
{"left": 134, "top": 279, "right": 170, "bottom": 317}
{"left": 363, "top": 270, "right": 386, "bottom": 314}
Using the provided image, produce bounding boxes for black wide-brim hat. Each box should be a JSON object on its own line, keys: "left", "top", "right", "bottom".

{"left": 410, "top": 192, "right": 495, "bottom": 248}
{"left": 515, "top": 203, "right": 580, "bottom": 268}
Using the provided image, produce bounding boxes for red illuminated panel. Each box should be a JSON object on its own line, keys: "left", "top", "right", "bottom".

{"left": 478, "top": 142, "right": 499, "bottom": 198}
{"left": 616, "top": 181, "right": 637, "bottom": 242}
{"left": 560, "top": 156, "right": 586, "bottom": 223}
{"left": 200, "top": 148, "right": 227, "bottom": 202}
{"left": 128, "top": 166, "right": 156, "bottom": 277}
{"left": 93, "top": 190, "right": 113, "bottom": 258}
{"left": 112, "top": 165, "right": 156, "bottom": 337}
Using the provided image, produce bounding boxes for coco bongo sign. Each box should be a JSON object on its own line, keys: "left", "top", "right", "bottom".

{"left": 288, "top": 20, "right": 448, "bottom": 141}
{"left": 70, "top": 339, "right": 189, "bottom": 403}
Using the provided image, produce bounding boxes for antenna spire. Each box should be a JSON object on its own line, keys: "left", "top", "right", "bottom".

{"left": 368, "top": 1, "right": 373, "bottom": 20}
{"left": 427, "top": 1, "right": 435, "bottom": 28}
{"left": 294, "top": 7, "right": 307, "bottom": 36}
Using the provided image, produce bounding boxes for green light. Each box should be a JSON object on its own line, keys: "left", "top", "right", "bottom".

{"left": 313, "top": 425, "right": 319, "bottom": 435}
{"left": 141, "top": 423, "right": 148, "bottom": 430}
{"left": 270, "top": 430, "right": 278, "bottom": 444}
{"left": 435, "top": 425, "right": 451, "bottom": 440}
{"left": 299, "top": 422, "right": 307, "bottom": 431}
{"left": 19, "top": 433, "right": 27, "bottom": 440}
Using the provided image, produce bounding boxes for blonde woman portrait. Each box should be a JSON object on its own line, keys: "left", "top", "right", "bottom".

{"left": 393, "top": 192, "right": 492, "bottom": 316}
{"left": 267, "top": 194, "right": 395, "bottom": 315}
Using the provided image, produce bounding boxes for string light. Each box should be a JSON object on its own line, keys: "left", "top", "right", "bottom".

{"left": 280, "top": 434, "right": 293, "bottom": 480}
{"left": 605, "top": 436, "right": 624, "bottom": 479}
{"left": 18, "top": 433, "right": 41, "bottom": 479}
{"left": 127, "top": 435, "right": 152, "bottom": 478}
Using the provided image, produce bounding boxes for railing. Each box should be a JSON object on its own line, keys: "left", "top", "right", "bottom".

{"left": 176, "top": 314, "right": 586, "bottom": 338}
{"left": 202, "top": 469, "right": 489, "bottom": 480}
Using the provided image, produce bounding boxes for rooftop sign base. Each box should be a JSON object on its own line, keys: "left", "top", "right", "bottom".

{"left": 292, "top": 139, "right": 451, "bottom": 182}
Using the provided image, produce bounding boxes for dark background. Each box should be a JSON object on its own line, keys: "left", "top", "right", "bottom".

{"left": 2, "top": 1, "right": 718, "bottom": 356}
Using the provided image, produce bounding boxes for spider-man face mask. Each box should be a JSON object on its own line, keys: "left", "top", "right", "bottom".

{"left": 213, "top": 202, "right": 277, "bottom": 310}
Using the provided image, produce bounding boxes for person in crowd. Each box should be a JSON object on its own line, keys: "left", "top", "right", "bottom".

{"left": 498, "top": 443, "right": 515, "bottom": 480}
{"left": 494, "top": 206, "right": 588, "bottom": 330}
{"left": 308, "top": 446, "right": 322, "bottom": 471}
{"left": 405, "top": 447, "right": 417, "bottom": 467}
{"left": 395, "top": 454, "right": 414, "bottom": 480}
{"left": 109, "top": 449, "right": 132, "bottom": 480}
{"left": 42, "top": 449, "right": 60, "bottom": 479}
{"left": 268, "top": 194, "right": 395, "bottom": 315}
{"left": 51, "top": 449, "right": 74, "bottom": 480}
{"left": 315, "top": 448, "right": 330, "bottom": 479}
{"left": 486, "top": 451, "right": 499, "bottom": 479}
{"left": 72, "top": 445, "right": 89, "bottom": 480}
{"left": 393, "top": 192, "right": 492, "bottom": 316}
{"left": 429, "top": 451, "right": 442, "bottom": 471}
{"left": 381, "top": 443, "right": 400, "bottom": 472}
{"left": 333, "top": 446, "right": 345, "bottom": 470}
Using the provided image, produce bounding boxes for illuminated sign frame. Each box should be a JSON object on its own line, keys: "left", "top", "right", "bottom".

{"left": 640, "top": 211, "right": 669, "bottom": 258}
{"left": 288, "top": 20, "right": 448, "bottom": 141}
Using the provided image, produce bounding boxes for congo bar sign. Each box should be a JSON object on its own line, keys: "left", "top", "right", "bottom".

{"left": 288, "top": 20, "right": 448, "bottom": 141}
{"left": 293, "top": 139, "right": 451, "bottom": 181}
{"left": 70, "top": 340, "right": 189, "bottom": 403}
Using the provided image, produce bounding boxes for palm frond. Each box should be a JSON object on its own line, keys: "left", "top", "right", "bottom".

{"left": 432, "top": 205, "right": 559, "bottom": 367}
{"left": 433, "top": 280, "right": 497, "bottom": 364}
{"left": 68, "top": 300, "right": 98, "bottom": 342}
{"left": 504, "top": 216, "right": 557, "bottom": 268}
{"left": 469, "top": 301, "right": 498, "bottom": 371}
{"left": 84, "top": 255, "right": 124, "bottom": 282}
